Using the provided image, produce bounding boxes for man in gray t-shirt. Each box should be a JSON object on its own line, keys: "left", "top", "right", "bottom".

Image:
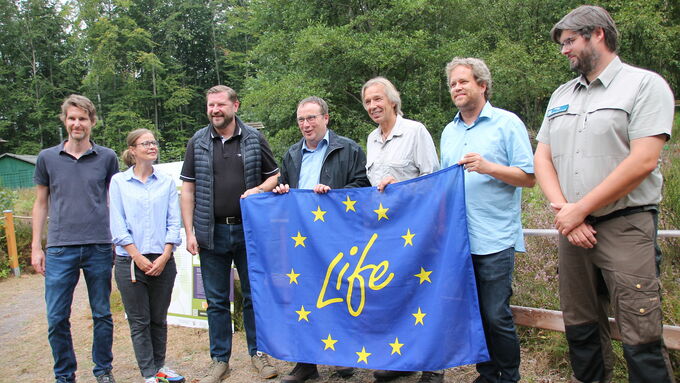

{"left": 31, "top": 94, "right": 119, "bottom": 383}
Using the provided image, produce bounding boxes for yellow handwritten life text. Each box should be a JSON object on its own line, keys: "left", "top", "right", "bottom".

{"left": 317, "top": 233, "right": 394, "bottom": 316}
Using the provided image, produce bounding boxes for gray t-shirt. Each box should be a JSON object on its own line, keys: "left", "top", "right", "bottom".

{"left": 34, "top": 142, "right": 119, "bottom": 247}
{"left": 537, "top": 57, "right": 674, "bottom": 216}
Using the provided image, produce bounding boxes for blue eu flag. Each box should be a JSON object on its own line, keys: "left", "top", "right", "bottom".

{"left": 241, "top": 165, "right": 489, "bottom": 371}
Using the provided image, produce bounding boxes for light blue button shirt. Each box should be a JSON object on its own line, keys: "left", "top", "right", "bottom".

{"left": 109, "top": 166, "right": 182, "bottom": 256}
{"left": 298, "top": 130, "right": 330, "bottom": 189}
{"left": 441, "top": 102, "right": 534, "bottom": 255}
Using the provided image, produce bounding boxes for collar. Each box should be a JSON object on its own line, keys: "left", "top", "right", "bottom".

{"left": 210, "top": 124, "right": 241, "bottom": 140}
{"left": 373, "top": 115, "right": 406, "bottom": 143}
{"left": 576, "top": 56, "right": 622, "bottom": 89}
{"left": 59, "top": 140, "right": 97, "bottom": 155}
{"left": 453, "top": 101, "right": 493, "bottom": 128}
{"left": 123, "top": 165, "right": 158, "bottom": 182}
{"left": 302, "top": 129, "right": 330, "bottom": 153}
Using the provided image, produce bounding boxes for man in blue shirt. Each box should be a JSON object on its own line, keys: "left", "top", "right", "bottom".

{"left": 273, "top": 96, "right": 369, "bottom": 382}
{"left": 31, "top": 94, "right": 119, "bottom": 383}
{"left": 440, "top": 58, "right": 534, "bottom": 383}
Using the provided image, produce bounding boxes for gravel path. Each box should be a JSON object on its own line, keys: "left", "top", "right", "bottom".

{"left": 0, "top": 274, "right": 565, "bottom": 382}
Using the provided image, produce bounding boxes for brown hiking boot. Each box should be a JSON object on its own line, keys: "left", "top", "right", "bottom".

{"left": 199, "top": 359, "right": 229, "bottom": 383}
{"left": 251, "top": 351, "right": 278, "bottom": 379}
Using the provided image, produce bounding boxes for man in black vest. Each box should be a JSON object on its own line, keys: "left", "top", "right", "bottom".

{"left": 273, "top": 96, "right": 369, "bottom": 382}
{"left": 180, "top": 85, "right": 280, "bottom": 383}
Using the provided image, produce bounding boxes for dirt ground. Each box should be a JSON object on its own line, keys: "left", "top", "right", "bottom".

{"left": 0, "top": 274, "right": 566, "bottom": 383}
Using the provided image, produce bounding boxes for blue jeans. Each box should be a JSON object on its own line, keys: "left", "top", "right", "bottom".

{"left": 472, "top": 247, "right": 521, "bottom": 383}
{"left": 45, "top": 244, "right": 114, "bottom": 383}
{"left": 200, "top": 223, "right": 257, "bottom": 362}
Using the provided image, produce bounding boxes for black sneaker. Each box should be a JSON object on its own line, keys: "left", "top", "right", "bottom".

{"left": 281, "top": 363, "right": 319, "bottom": 383}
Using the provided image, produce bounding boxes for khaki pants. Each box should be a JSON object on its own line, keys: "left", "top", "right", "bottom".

{"left": 558, "top": 211, "right": 674, "bottom": 383}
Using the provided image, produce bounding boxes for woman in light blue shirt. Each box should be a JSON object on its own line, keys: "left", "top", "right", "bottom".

{"left": 109, "top": 129, "right": 184, "bottom": 383}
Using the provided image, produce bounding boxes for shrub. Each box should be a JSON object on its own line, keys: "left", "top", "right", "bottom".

{"left": 0, "top": 218, "right": 33, "bottom": 278}
{"left": 0, "top": 188, "right": 18, "bottom": 211}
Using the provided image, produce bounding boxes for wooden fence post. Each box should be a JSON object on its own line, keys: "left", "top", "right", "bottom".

{"left": 3, "top": 210, "right": 20, "bottom": 277}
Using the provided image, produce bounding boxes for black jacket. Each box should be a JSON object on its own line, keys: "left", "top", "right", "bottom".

{"left": 280, "top": 129, "right": 370, "bottom": 189}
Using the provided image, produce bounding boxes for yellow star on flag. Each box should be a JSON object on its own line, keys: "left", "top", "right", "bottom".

{"left": 373, "top": 203, "right": 389, "bottom": 221}
{"left": 291, "top": 231, "right": 307, "bottom": 247}
{"left": 356, "top": 346, "right": 371, "bottom": 364}
{"left": 412, "top": 307, "right": 426, "bottom": 325}
{"left": 321, "top": 334, "right": 338, "bottom": 351}
{"left": 296, "top": 306, "right": 311, "bottom": 322}
{"left": 389, "top": 337, "right": 404, "bottom": 355}
{"left": 286, "top": 268, "right": 300, "bottom": 284}
{"left": 402, "top": 228, "right": 415, "bottom": 246}
{"left": 342, "top": 195, "right": 357, "bottom": 212}
{"left": 312, "top": 206, "right": 327, "bottom": 222}
{"left": 414, "top": 267, "right": 432, "bottom": 284}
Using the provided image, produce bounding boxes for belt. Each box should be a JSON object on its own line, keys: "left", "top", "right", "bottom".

{"left": 585, "top": 205, "right": 657, "bottom": 225}
{"left": 215, "top": 216, "right": 242, "bottom": 225}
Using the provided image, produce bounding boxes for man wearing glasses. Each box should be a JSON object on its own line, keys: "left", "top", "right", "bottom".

{"left": 31, "top": 94, "right": 119, "bottom": 383}
{"left": 272, "top": 96, "right": 369, "bottom": 382}
{"left": 180, "top": 85, "right": 280, "bottom": 383}
{"left": 534, "top": 5, "right": 675, "bottom": 382}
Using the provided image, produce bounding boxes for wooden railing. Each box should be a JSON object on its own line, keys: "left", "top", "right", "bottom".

{"left": 512, "top": 306, "right": 680, "bottom": 350}
{"left": 521, "top": 229, "right": 680, "bottom": 350}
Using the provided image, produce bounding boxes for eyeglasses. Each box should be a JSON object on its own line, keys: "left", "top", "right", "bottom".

{"left": 134, "top": 140, "right": 158, "bottom": 148}
{"left": 559, "top": 35, "right": 579, "bottom": 49}
{"left": 297, "top": 114, "right": 323, "bottom": 124}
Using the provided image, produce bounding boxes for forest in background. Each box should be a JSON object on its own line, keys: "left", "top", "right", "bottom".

{"left": 1, "top": 0, "right": 678, "bottom": 161}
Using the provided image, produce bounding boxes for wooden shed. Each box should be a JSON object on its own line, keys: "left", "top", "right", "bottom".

{"left": 0, "top": 153, "right": 38, "bottom": 189}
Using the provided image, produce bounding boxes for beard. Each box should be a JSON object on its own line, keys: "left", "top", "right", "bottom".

{"left": 570, "top": 43, "right": 600, "bottom": 77}
{"left": 210, "top": 113, "right": 235, "bottom": 130}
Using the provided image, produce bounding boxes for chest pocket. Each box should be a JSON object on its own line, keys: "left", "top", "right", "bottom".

{"left": 585, "top": 102, "right": 631, "bottom": 139}
{"left": 547, "top": 111, "right": 580, "bottom": 157}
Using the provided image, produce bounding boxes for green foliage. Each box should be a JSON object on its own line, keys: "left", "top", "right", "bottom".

{"left": 0, "top": 217, "right": 33, "bottom": 279}
{"left": 662, "top": 151, "right": 680, "bottom": 230}
{"left": 1, "top": 0, "right": 676, "bottom": 163}
{"left": 0, "top": 188, "right": 18, "bottom": 211}
{"left": 266, "top": 126, "right": 301, "bottom": 161}
{"left": 660, "top": 115, "right": 680, "bottom": 230}
{"left": 13, "top": 188, "right": 36, "bottom": 216}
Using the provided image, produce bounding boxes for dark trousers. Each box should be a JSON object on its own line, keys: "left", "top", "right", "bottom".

{"left": 472, "top": 247, "right": 521, "bottom": 383}
{"left": 559, "top": 212, "right": 674, "bottom": 383}
{"left": 115, "top": 254, "right": 177, "bottom": 378}
{"left": 200, "top": 223, "right": 257, "bottom": 362}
